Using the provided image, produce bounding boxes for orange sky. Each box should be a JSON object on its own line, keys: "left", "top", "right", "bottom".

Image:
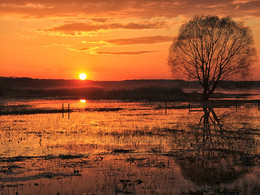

{"left": 0, "top": 0, "right": 260, "bottom": 80}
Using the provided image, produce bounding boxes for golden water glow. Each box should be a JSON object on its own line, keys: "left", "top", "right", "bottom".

{"left": 0, "top": 100, "right": 259, "bottom": 194}
{"left": 79, "top": 73, "right": 87, "bottom": 80}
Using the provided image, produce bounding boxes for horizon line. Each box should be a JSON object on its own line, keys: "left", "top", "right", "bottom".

{"left": 0, "top": 76, "right": 260, "bottom": 82}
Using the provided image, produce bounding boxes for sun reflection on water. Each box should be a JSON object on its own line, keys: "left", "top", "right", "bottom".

{"left": 80, "top": 99, "right": 86, "bottom": 103}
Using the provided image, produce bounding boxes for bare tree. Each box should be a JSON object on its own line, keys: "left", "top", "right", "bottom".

{"left": 168, "top": 16, "right": 257, "bottom": 100}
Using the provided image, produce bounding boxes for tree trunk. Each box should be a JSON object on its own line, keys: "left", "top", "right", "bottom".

{"left": 201, "top": 88, "right": 210, "bottom": 101}
{"left": 201, "top": 79, "right": 219, "bottom": 101}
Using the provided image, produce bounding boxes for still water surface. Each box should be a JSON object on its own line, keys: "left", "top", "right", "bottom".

{"left": 0, "top": 99, "right": 259, "bottom": 194}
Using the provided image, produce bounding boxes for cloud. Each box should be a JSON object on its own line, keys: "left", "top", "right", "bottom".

{"left": 44, "top": 21, "right": 169, "bottom": 34}
{"left": 90, "top": 17, "right": 110, "bottom": 22}
{"left": 106, "top": 36, "right": 174, "bottom": 45}
{"left": 77, "top": 47, "right": 89, "bottom": 51}
{"left": 96, "top": 50, "right": 157, "bottom": 55}
{"left": 1, "top": 0, "right": 260, "bottom": 18}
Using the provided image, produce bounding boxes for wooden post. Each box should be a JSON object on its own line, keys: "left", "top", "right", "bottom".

{"left": 62, "top": 103, "right": 64, "bottom": 118}
{"left": 165, "top": 101, "right": 167, "bottom": 115}
{"left": 189, "top": 101, "right": 191, "bottom": 113}
{"left": 236, "top": 101, "right": 238, "bottom": 112}
{"left": 68, "top": 103, "right": 70, "bottom": 119}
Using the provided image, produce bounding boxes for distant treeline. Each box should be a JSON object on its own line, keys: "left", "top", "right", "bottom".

{"left": 1, "top": 77, "right": 259, "bottom": 89}
{"left": 0, "top": 77, "right": 259, "bottom": 100}
{"left": 0, "top": 77, "right": 187, "bottom": 89}
{"left": 0, "top": 86, "right": 186, "bottom": 101}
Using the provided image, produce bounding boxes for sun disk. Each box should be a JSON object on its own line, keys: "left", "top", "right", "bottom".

{"left": 79, "top": 73, "right": 87, "bottom": 80}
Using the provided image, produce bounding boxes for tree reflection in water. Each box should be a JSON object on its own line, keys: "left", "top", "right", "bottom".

{"left": 174, "top": 106, "right": 258, "bottom": 186}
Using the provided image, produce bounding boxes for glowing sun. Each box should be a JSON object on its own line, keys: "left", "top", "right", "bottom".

{"left": 79, "top": 73, "right": 87, "bottom": 80}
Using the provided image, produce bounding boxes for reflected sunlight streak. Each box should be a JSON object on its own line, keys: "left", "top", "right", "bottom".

{"left": 80, "top": 99, "right": 86, "bottom": 103}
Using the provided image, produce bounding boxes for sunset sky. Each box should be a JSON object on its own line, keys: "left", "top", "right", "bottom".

{"left": 1, "top": 0, "right": 260, "bottom": 80}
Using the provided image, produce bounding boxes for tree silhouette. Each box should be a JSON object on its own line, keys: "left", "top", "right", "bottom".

{"left": 168, "top": 16, "right": 257, "bottom": 100}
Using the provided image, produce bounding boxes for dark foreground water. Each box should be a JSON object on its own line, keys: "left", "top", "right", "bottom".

{"left": 0, "top": 99, "right": 259, "bottom": 194}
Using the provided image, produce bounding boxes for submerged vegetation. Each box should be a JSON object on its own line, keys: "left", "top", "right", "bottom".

{"left": 0, "top": 99, "right": 259, "bottom": 116}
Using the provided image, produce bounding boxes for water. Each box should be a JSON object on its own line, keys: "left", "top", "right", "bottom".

{"left": 0, "top": 99, "right": 259, "bottom": 194}
{"left": 183, "top": 88, "right": 260, "bottom": 100}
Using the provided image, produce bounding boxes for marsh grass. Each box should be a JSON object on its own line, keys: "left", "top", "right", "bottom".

{"left": 0, "top": 104, "right": 76, "bottom": 115}
{"left": 0, "top": 100, "right": 259, "bottom": 194}
{"left": 0, "top": 99, "right": 259, "bottom": 116}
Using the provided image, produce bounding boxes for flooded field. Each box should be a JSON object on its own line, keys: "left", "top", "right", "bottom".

{"left": 0, "top": 99, "right": 259, "bottom": 194}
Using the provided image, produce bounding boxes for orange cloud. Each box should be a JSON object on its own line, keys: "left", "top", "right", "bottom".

{"left": 96, "top": 51, "right": 157, "bottom": 55}
{"left": 106, "top": 36, "right": 174, "bottom": 45}
{"left": 77, "top": 47, "right": 89, "bottom": 51}
{"left": 44, "top": 21, "right": 169, "bottom": 34}
{"left": 90, "top": 18, "right": 111, "bottom": 22}
{"left": 0, "top": 0, "right": 260, "bottom": 18}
